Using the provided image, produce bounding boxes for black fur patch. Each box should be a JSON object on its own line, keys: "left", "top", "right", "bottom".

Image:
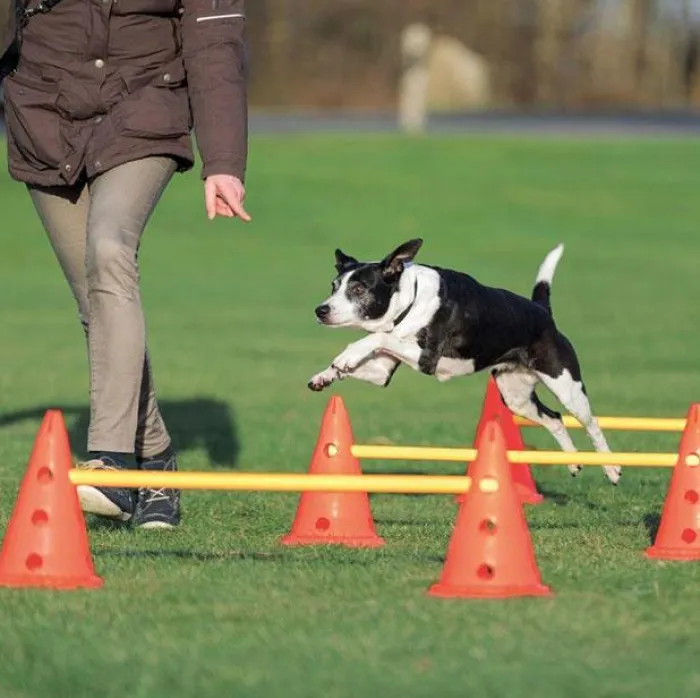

{"left": 414, "top": 267, "right": 552, "bottom": 372}
{"left": 531, "top": 280, "right": 552, "bottom": 315}
{"left": 342, "top": 265, "right": 402, "bottom": 321}
{"left": 413, "top": 265, "right": 583, "bottom": 384}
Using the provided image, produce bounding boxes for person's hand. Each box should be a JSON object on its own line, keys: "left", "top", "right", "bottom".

{"left": 204, "top": 174, "right": 251, "bottom": 222}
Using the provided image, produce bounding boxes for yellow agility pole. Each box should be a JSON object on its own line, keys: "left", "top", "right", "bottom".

{"left": 513, "top": 415, "right": 686, "bottom": 432}
{"left": 69, "top": 470, "right": 488, "bottom": 494}
{"left": 350, "top": 445, "right": 681, "bottom": 467}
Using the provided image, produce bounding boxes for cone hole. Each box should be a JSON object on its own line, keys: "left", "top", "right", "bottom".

{"left": 37, "top": 467, "right": 53, "bottom": 484}
{"left": 682, "top": 529, "right": 697, "bottom": 544}
{"left": 477, "top": 564, "right": 495, "bottom": 580}
{"left": 324, "top": 443, "right": 338, "bottom": 458}
{"left": 315, "top": 517, "right": 331, "bottom": 531}
{"left": 479, "top": 518, "right": 497, "bottom": 535}
{"left": 31, "top": 510, "right": 49, "bottom": 526}
{"left": 25, "top": 554, "right": 43, "bottom": 571}
{"left": 685, "top": 490, "right": 699, "bottom": 504}
{"left": 479, "top": 478, "right": 499, "bottom": 494}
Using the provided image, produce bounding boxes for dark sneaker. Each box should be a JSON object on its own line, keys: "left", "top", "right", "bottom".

{"left": 133, "top": 449, "right": 181, "bottom": 529}
{"left": 76, "top": 456, "right": 136, "bottom": 522}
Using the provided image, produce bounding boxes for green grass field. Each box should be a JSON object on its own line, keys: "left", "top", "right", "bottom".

{"left": 1, "top": 134, "right": 700, "bottom": 698}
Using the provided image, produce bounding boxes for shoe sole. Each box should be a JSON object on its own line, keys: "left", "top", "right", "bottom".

{"left": 135, "top": 520, "right": 178, "bottom": 530}
{"left": 78, "top": 485, "right": 132, "bottom": 522}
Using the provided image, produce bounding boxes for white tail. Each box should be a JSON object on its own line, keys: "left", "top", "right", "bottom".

{"left": 535, "top": 243, "right": 565, "bottom": 286}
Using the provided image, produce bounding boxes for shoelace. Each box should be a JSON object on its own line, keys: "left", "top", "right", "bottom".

{"left": 141, "top": 487, "right": 171, "bottom": 504}
{"left": 78, "top": 461, "right": 173, "bottom": 505}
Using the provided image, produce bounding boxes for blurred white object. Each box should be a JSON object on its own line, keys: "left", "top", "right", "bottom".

{"left": 427, "top": 37, "right": 492, "bottom": 111}
{"left": 398, "top": 23, "right": 432, "bottom": 134}
{"left": 398, "top": 23, "right": 492, "bottom": 134}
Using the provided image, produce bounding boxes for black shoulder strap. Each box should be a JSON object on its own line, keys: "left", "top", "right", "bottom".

{"left": 0, "top": 0, "right": 23, "bottom": 80}
{"left": 24, "top": 0, "right": 64, "bottom": 21}
{"left": 0, "top": 0, "right": 64, "bottom": 81}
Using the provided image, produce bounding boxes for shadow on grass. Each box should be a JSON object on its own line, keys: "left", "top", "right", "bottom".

{"left": 94, "top": 548, "right": 379, "bottom": 566}
{"left": 534, "top": 486, "right": 570, "bottom": 506}
{"left": 528, "top": 519, "right": 642, "bottom": 531}
{"left": 643, "top": 512, "right": 661, "bottom": 543}
{"left": 535, "top": 485, "right": 605, "bottom": 511}
{"left": 94, "top": 548, "right": 283, "bottom": 562}
{"left": 0, "top": 397, "right": 240, "bottom": 468}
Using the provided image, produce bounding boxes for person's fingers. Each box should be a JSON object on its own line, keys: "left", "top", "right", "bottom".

{"left": 205, "top": 178, "right": 251, "bottom": 221}
{"left": 205, "top": 180, "right": 217, "bottom": 220}
{"left": 215, "top": 197, "right": 234, "bottom": 217}
{"left": 228, "top": 196, "right": 252, "bottom": 222}
{"left": 217, "top": 181, "right": 252, "bottom": 222}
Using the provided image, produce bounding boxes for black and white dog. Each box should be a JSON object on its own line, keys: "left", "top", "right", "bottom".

{"left": 307, "top": 239, "right": 620, "bottom": 485}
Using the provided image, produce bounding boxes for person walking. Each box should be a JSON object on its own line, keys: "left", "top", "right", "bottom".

{"left": 0, "top": 0, "right": 250, "bottom": 528}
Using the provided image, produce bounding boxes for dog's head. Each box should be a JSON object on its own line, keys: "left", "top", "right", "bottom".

{"left": 314, "top": 238, "right": 423, "bottom": 329}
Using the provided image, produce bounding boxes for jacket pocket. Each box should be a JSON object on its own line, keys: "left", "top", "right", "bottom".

{"left": 115, "top": 61, "right": 191, "bottom": 140}
{"left": 2, "top": 72, "right": 64, "bottom": 171}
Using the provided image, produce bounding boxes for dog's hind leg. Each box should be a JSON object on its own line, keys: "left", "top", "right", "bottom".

{"left": 493, "top": 368, "right": 583, "bottom": 477}
{"left": 534, "top": 335, "right": 621, "bottom": 485}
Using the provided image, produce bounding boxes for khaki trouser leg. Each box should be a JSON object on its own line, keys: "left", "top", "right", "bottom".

{"left": 28, "top": 156, "right": 177, "bottom": 458}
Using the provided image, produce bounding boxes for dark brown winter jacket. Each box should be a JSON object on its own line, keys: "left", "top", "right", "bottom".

{"left": 1, "top": 0, "right": 248, "bottom": 187}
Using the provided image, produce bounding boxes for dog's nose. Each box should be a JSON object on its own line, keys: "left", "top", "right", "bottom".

{"left": 315, "top": 304, "right": 331, "bottom": 320}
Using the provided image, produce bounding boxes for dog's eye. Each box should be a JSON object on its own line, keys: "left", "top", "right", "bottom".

{"left": 349, "top": 284, "right": 364, "bottom": 296}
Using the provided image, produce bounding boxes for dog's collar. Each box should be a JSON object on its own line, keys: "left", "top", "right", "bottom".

{"left": 393, "top": 278, "right": 418, "bottom": 327}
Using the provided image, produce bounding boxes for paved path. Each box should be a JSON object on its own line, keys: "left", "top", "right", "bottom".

{"left": 248, "top": 109, "right": 700, "bottom": 136}
{"left": 2, "top": 107, "right": 700, "bottom": 137}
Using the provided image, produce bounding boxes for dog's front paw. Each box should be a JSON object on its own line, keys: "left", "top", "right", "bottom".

{"left": 567, "top": 464, "right": 583, "bottom": 477}
{"left": 332, "top": 351, "right": 366, "bottom": 375}
{"left": 603, "top": 465, "right": 622, "bottom": 486}
{"left": 308, "top": 368, "right": 337, "bottom": 392}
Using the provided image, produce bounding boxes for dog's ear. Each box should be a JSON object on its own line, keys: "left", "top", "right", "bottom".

{"left": 335, "top": 249, "right": 359, "bottom": 273}
{"left": 380, "top": 238, "right": 423, "bottom": 278}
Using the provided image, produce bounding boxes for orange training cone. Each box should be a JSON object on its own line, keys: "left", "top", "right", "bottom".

{"left": 429, "top": 418, "right": 553, "bottom": 599}
{"left": 459, "top": 376, "right": 543, "bottom": 505}
{"left": 281, "top": 395, "right": 384, "bottom": 548}
{"left": 0, "top": 410, "right": 104, "bottom": 589}
{"left": 645, "top": 403, "right": 700, "bottom": 561}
